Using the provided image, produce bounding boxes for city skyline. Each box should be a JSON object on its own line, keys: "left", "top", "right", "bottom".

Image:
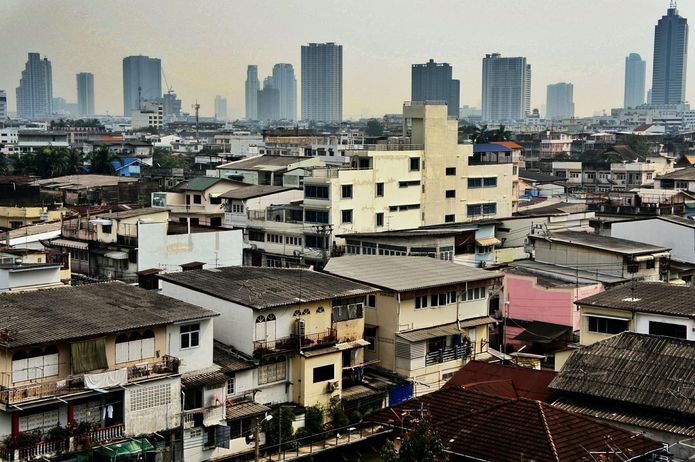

{"left": 1, "top": 0, "right": 693, "bottom": 119}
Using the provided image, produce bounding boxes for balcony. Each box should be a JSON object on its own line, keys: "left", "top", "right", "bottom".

{"left": 0, "top": 356, "right": 180, "bottom": 405}
{"left": 253, "top": 329, "right": 337, "bottom": 358}
{"left": 425, "top": 345, "right": 473, "bottom": 366}
{"left": 181, "top": 405, "right": 226, "bottom": 429}
{"left": 61, "top": 224, "right": 97, "bottom": 241}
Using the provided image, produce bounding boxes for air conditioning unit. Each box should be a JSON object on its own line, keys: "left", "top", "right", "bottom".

{"left": 326, "top": 381, "right": 340, "bottom": 393}
{"left": 295, "top": 318, "right": 306, "bottom": 337}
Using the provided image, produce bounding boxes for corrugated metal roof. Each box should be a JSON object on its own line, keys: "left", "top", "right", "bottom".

{"left": 396, "top": 317, "right": 496, "bottom": 343}
{"left": 530, "top": 230, "right": 670, "bottom": 256}
{"left": 324, "top": 256, "right": 500, "bottom": 292}
{"left": 576, "top": 281, "right": 695, "bottom": 318}
{"left": 181, "top": 367, "right": 228, "bottom": 389}
{"left": 226, "top": 401, "right": 270, "bottom": 420}
{"left": 473, "top": 144, "right": 512, "bottom": 153}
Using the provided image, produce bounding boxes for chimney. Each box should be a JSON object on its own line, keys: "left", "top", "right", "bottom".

{"left": 180, "top": 261, "right": 205, "bottom": 272}
{"left": 136, "top": 268, "right": 162, "bottom": 290}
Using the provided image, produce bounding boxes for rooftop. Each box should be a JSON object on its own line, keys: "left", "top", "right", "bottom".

{"left": 158, "top": 266, "right": 376, "bottom": 309}
{"left": 368, "top": 387, "right": 662, "bottom": 461}
{"left": 213, "top": 340, "right": 255, "bottom": 373}
{"left": 174, "top": 176, "right": 245, "bottom": 192}
{"left": 95, "top": 207, "right": 167, "bottom": 220}
{"left": 530, "top": 230, "right": 670, "bottom": 256}
{"left": 550, "top": 332, "right": 695, "bottom": 416}
{"left": 323, "top": 256, "right": 500, "bottom": 292}
{"left": 657, "top": 167, "right": 695, "bottom": 180}
{"left": 473, "top": 143, "right": 512, "bottom": 153}
{"left": 218, "top": 155, "right": 306, "bottom": 171}
{"left": 576, "top": 281, "right": 695, "bottom": 318}
{"left": 34, "top": 175, "right": 138, "bottom": 190}
{"left": 442, "top": 360, "right": 557, "bottom": 402}
{"left": 0, "top": 282, "right": 218, "bottom": 348}
{"left": 514, "top": 202, "right": 589, "bottom": 217}
{"left": 219, "top": 185, "right": 296, "bottom": 200}
{"left": 508, "top": 260, "right": 629, "bottom": 285}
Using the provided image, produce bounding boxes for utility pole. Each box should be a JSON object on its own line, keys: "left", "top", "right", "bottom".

{"left": 192, "top": 101, "right": 200, "bottom": 144}
{"left": 254, "top": 417, "right": 260, "bottom": 462}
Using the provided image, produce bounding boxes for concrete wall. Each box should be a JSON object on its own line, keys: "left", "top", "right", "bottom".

{"left": 635, "top": 312, "right": 695, "bottom": 341}
{"left": 292, "top": 351, "right": 342, "bottom": 407}
{"left": 124, "top": 376, "right": 181, "bottom": 435}
{"left": 137, "top": 221, "right": 243, "bottom": 272}
{"left": 612, "top": 219, "right": 694, "bottom": 264}
{"left": 165, "top": 318, "right": 215, "bottom": 373}
{"left": 0, "top": 266, "right": 62, "bottom": 292}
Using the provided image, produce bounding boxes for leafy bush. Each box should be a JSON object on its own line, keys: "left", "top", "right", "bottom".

{"left": 304, "top": 406, "right": 324, "bottom": 435}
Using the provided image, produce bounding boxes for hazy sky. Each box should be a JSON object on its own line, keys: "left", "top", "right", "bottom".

{"left": 1, "top": 0, "right": 691, "bottom": 119}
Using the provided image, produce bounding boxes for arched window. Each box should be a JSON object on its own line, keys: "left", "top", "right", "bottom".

{"left": 316, "top": 307, "right": 325, "bottom": 313}
{"left": 266, "top": 314, "right": 276, "bottom": 321}
{"left": 141, "top": 330, "right": 155, "bottom": 359}
{"left": 129, "top": 332, "right": 142, "bottom": 342}
{"left": 256, "top": 315, "right": 266, "bottom": 323}
{"left": 293, "top": 310, "right": 302, "bottom": 317}
{"left": 43, "top": 345, "right": 58, "bottom": 355}
{"left": 116, "top": 334, "right": 129, "bottom": 344}
{"left": 302, "top": 308, "right": 311, "bottom": 315}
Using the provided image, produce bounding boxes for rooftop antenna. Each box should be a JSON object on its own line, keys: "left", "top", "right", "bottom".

{"left": 670, "top": 0, "right": 677, "bottom": 8}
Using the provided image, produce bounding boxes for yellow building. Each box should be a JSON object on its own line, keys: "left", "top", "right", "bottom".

{"left": 159, "top": 266, "right": 377, "bottom": 408}
{"left": 324, "top": 255, "right": 502, "bottom": 396}
{"left": 303, "top": 103, "right": 513, "bottom": 239}
{"left": 0, "top": 207, "right": 66, "bottom": 231}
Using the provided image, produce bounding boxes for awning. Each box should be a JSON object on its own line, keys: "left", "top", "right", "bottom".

{"left": 94, "top": 438, "right": 155, "bottom": 461}
{"left": 181, "top": 368, "right": 228, "bottom": 389}
{"left": 226, "top": 401, "right": 270, "bottom": 420}
{"left": 48, "top": 238, "right": 89, "bottom": 250}
{"left": 476, "top": 237, "right": 501, "bottom": 247}
{"left": 104, "top": 251, "right": 129, "bottom": 260}
{"left": 336, "top": 339, "right": 371, "bottom": 350}
{"left": 90, "top": 219, "right": 112, "bottom": 226}
{"left": 396, "top": 317, "right": 497, "bottom": 343}
{"left": 513, "top": 321, "right": 572, "bottom": 343}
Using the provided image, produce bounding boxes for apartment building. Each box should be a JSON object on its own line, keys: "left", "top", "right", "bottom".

{"left": 324, "top": 256, "right": 501, "bottom": 397}
{"left": 159, "top": 267, "right": 377, "bottom": 408}
{"left": 303, "top": 103, "right": 513, "bottom": 240}
{"left": 0, "top": 283, "right": 218, "bottom": 462}
{"left": 212, "top": 155, "right": 324, "bottom": 187}
{"left": 48, "top": 208, "right": 242, "bottom": 280}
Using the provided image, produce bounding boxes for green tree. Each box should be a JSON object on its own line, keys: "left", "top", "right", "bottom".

{"left": 381, "top": 419, "right": 446, "bottom": 462}
{"left": 488, "top": 125, "right": 511, "bottom": 142}
{"left": 88, "top": 146, "right": 120, "bottom": 175}
{"left": 366, "top": 119, "right": 384, "bottom": 137}
{"left": 304, "top": 406, "right": 324, "bottom": 435}
{"left": 262, "top": 407, "right": 295, "bottom": 448}
{"left": 329, "top": 402, "right": 349, "bottom": 429}
{"left": 469, "top": 124, "right": 489, "bottom": 143}
{"left": 153, "top": 148, "right": 194, "bottom": 169}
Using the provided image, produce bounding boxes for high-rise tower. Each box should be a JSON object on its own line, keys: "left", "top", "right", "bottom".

{"left": 16, "top": 53, "right": 53, "bottom": 120}
{"left": 76, "top": 72, "right": 95, "bottom": 117}
{"left": 301, "top": 43, "right": 342, "bottom": 122}
{"left": 411, "top": 59, "right": 460, "bottom": 118}
{"left": 651, "top": 2, "right": 688, "bottom": 105}
{"left": 624, "top": 53, "right": 647, "bottom": 108}
{"left": 245, "top": 65, "right": 260, "bottom": 120}
{"left": 122, "top": 55, "right": 162, "bottom": 116}
{"left": 272, "top": 64, "right": 297, "bottom": 121}
{"left": 481, "top": 53, "right": 531, "bottom": 122}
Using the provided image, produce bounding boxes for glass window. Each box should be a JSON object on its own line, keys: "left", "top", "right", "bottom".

{"left": 468, "top": 178, "right": 482, "bottom": 188}
{"left": 446, "top": 167, "right": 456, "bottom": 176}
{"left": 180, "top": 323, "right": 200, "bottom": 349}
{"left": 376, "top": 212, "right": 384, "bottom": 227}
{"left": 305, "top": 209, "right": 329, "bottom": 224}
{"left": 446, "top": 190, "right": 456, "bottom": 198}
{"left": 341, "top": 185, "right": 353, "bottom": 199}
{"left": 367, "top": 294, "right": 376, "bottom": 308}
{"left": 415, "top": 295, "right": 428, "bottom": 310}
{"left": 313, "top": 364, "right": 335, "bottom": 383}
{"left": 648, "top": 321, "right": 686, "bottom": 339}
{"left": 341, "top": 209, "right": 353, "bottom": 224}
{"left": 376, "top": 182, "right": 384, "bottom": 197}
{"left": 467, "top": 204, "right": 482, "bottom": 217}
{"left": 445, "top": 214, "right": 455, "bottom": 223}
{"left": 483, "top": 177, "right": 497, "bottom": 187}
{"left": 409, "top": 157, "right": 420, "bottom": 171}
{"left": 305, "top": 185, "right": 330, "bottom": 199}
{"left": 193, "top": 194, "right": 202, "bottom": 204}
{"left": 483, "top": 203, "right": 497, "bottom": 215}
{"left": 587, "top": 316, "right": 628, "bottom": 334}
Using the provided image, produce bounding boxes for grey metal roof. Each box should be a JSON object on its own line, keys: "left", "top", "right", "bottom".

{"left": 552, "top": 397, "right": 695, "bottom": 437}
{"left": 219, "top": 155, "right": 305, "bottom": 171}
{"left": 226, "top": 401, "right": 270, "bottom": 420}
{"left": 576, "top": 281, "right": 695, "bottom": 318}
{"left": 530, "top": 230, "right": 670, "bottom": 256}
{"left": 96, "top": 207, "right": 167, "bottom": 219}
{"left": 396, "top": 317, "right": 497, "bottom": 343}
{"left": 549, "top": 332, "right": 695, "bottom": 416}
{"left": 219, "top": 185, "right": 296, "bottom": 200}
{"left": 159, "top": 266, "right": 376, "bottom": 309}
{"left": 181, "top": 366, "right": 228, "bottom": 389}
{"left": 509, "top": 260, "right": 628, "bottom": 285}
{"left": 657, "top": 167, "right": 695, "bottom": 180}
{"left": 323, "top": 256, "right": 501, "bottom": 292}
{"left": 0, "top": 282, "right": 218, "bottom": 348}
{"left": 213, "top": 341, "right": 255, "bottom": 373}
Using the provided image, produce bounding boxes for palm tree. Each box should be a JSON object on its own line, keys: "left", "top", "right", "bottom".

{"left": 488, "top": 125, "right": 512, "bottom": 142}
{"left": 88, "top": 146, "right": 121, "bottom": 175}
{"left": 469, "top": 124, "right": 489, "bottom": 143}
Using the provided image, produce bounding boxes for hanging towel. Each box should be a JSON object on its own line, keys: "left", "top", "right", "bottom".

{"left": 106, "top": 404, "right": 114, "bottom": 419}
{"left": 84, "top": 368, "right": 128, "bottom": 390}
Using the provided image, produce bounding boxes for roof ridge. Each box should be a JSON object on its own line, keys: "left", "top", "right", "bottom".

{"left": 537, "top": 401, "right": 560, "bottom": 462}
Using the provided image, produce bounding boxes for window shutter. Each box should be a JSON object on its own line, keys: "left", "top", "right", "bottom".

{"left": 128, "top": 340, "right": 142, "bottom": 362}
{"left": 12, "top": 359, "right": 28, "bottom": 383}
{"left": 43, "top": 353, "right": 59, "bottom": 377}
{"left": 141, "top": 338, "right": 155, "bottom": 359}
{"left": 116, "top": 342, "right": 129, "bottom": 364}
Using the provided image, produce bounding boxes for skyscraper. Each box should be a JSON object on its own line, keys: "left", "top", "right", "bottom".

{"left": 76, "top": 72, "right": 95, "bottom": 117}
{"left": 257, "top": 78, "right": 280, "bottom": 121}
{"left": 546, "top": 82, "right": 574, "bottom": 119}
{"left": 16, "top": 52, "right": 53, "bottom": 120}
{"left": 122, "top": 55, "right": 162, "bottom": 116}
{"left": 0, "top": 91, "right": 7, "bottom": 120}
{"left": 215, "top": 95, "right": 228, "bottom": 120}
{"left": 411, "top": 59, "right": 460, "bottom": 118}
{"left": 301, "top": 42, "right": 342, "bottom": 122}
{"left": 651, "top": 3, "right": 688, "bottom": 105}
{"left": 624, "top": 53, "right": 646, "bottom": 108}
{"left": 162, "top": 90, "right": 181, "bottom": 119}
{"left": 272, "top": 64, "right": 297, "bottom": 121}
{"left": 245, "top": 65, "right": 260, "bottom": 120}
{"left": 481, "top": 53, "right": 531, "bottom": 122}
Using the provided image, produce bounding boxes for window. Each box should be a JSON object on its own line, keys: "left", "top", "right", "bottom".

{"left": 461, "top": 287, "right": 486, "bottom": 301}
{"left": 267, "top": 233, "right": 282, "bottom": 243}
{"left": 316, "top": 306, "right": 325, "bottom": 313}
{"left": 259, "top": 356, "right": 287, "bottom": 384}
{"left": 227, "top": 376, "right": 235, "bottom": 395}
{"left": 445, "top": 190, "right": 456, "bottom": 198}
{"left": 102, "top": 224, "right": 112, "bottom": 234}
{"left": 332, "top": 303, "right": 364, "bottom": 322}
{"left": 305, "top": 209, "right": 329, "bottom": 224}
{"left": 399, "top": 180, "right": 421, "bottom": 188}
{"left": 467, "top": 204, "right": 482, "bottom": 217}
{"left": 365, "top": 335, "right": 376, "bottom": 351}
{"left": 375, "top": 182, "right": 384, "bottom": 197}
{"left": 292, "top": 310, "right": 301, "bottom": 317}
{"left": 646, "top": 259, "right": 656, "bottom": 269}
{"left": 468, "top": 178, "right": 482, "bottom": 188}
{"left": 409, "top": 157, "right": 420, "bottom": 171}
{"left": 305, "top": 234, "right": 327, "bottom": 249}
{"left": 180, "top": 323, "right": 200, "bottom": 349}
{"left": 210, "top": 217, "right": 222, "bottom": 227}
{"left": 427, "top": 337, "right": 446, "bottom": 354}
{"left": 305, "top": 185, "right": 329, "bottom": 199}
{"left": 12, "top": 346, "right": 59, "bottom": 383}
{"left": 483, "top": 177, "right": 497, "bottom": 187}
{"left": 587, "top": 316, "right": 629, "bottom": 334}
{"left": 376, "top": 212, "right": 384, "bottom": 227}
{"left": 415, "top": 295, "right": 428, "bottom": 310}
{"left": 648, "top": 321, "right": 687, "bottom": 339}
{"left": 116, "top": 330, "right": 155, "bottom": 364}
{"left": 193, "top": 194, "right": 202, "bottom": 204}
{"left": 483, "top": 203, "right": 497, "bottom": 215}
{"left": 249, "top": 231, "right": 264, "bottom": 242}
{"left": 210, "top": 196, "right": 222, "bottom": 205}
{"left": 341, "top": 184, "right": 353, "bottom": 199}
{"left": 446, "top": 167, "right": 456, "bottom": 176}
{"left": 445, "top": 214, "right": 455, "bottom": 223}
{"left": 231, "top": 203, "right": 244, "bottom": 213}
{"left": 389, "top": 204, "right": 420, "bottom": 212}
{"left": 367, "top": 294, "right": 376, "bottom": 308}
{"left": 341, "top": 209, "right": 353, "bottom": 224}
{"left": 313, "top": 364, "right": 335, "bottom": 383}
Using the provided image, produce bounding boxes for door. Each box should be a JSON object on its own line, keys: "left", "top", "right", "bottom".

{"left": 255, "top": 316, "right": 266, "bottom": 342}
{"left": 265, "top": 314, "right": 277, "bottom": 345}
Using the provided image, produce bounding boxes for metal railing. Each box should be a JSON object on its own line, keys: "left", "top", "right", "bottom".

{"left": 181, "top": 405, "right": 225, "bottom": 428}
{"left": 0, "top": 355, "right": 179, "bottom": 405}
{"left": 362, "top": 144, "right": 424, "bottom": 151}
{"left": 425, "top": 345, "right": 473, "bottom": 366}
{"left": 253, "top": 329, "right": 337, "bottom": 356}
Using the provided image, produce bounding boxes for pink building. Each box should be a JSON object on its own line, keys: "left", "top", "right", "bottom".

{"left": 501, "top": 268, "right": 604, "bottom": 350}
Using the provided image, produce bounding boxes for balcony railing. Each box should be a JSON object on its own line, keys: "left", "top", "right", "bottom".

{"left": 425, "top": 345, "right": 473, "bottom": 366}
{"left": 181, "top": 405, "right": 225, "bottom": 429}
{"left": 0, "top": 355, "right": 179, "bottom": 405}
{"left": 87, "top": 424, "right": 126, "bottom": 443}
{"left": 61, "top": 225, "right": 97, "bottom": 241}
{"left": 253, "top": 329, "right": 337, "bottom": 357}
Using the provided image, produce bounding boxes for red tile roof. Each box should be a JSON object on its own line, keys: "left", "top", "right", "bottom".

{"left": 369, "top": 387, "right": 663, "bottom": 462}
{"left": 490, "top": 140, "right": 523, "bottom": 150}
{"left": 443, "top": 360, "right": 557, "bottom": 402}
